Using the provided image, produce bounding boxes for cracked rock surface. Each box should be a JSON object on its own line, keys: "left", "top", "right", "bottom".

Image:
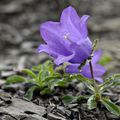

{"left": 0, "top": 96, "right": 46, "bottom": 120}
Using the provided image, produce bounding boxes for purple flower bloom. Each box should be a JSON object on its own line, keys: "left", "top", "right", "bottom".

{"left": 66, "top": 50, "right": 106, "bottom": 83}
{"left": 38, "top": 6, "right": 92, "bottom": 65}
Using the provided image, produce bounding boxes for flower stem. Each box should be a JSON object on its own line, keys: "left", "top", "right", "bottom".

{"left": 89, "top": 61, "right": 98, "bottom": 90}
{"left": 89, "top": 60, "right": 100, "bottom": 101}
{"left": 89, "top": 61, "right": 94, "bottom": 80}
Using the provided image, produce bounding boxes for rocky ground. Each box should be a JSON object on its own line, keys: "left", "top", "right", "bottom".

{"left": 0, "top": 0, "right": 120, "bottom": 120}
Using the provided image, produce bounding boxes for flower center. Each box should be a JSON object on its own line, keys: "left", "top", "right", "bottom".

{"left": 63, "top": 33, "right": 70, "bottom": 40}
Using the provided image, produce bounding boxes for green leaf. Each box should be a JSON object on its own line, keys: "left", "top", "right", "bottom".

{"left": 55, "top": 80, "right": 68, "bottom": 87}
{"left": 86, "top": 84, "right": 95, "bottom": 93}
{"left": 112, "top": 74, "right": 120, "bottom": 86}
{"left": 47, "top": 78, "right": 63, "bottom": 89}
{"left": 62, "top": 95, "right": 89, "bottom": 105}
{"left": 99, "top": 54, "right": 112, "bottom": 66}
{"left": 40, "top": 88, "right": 52, "bottom": 95}
{"left": 32, "top": 64, "right": 42, "bottom": 71}
{"left": 70, "top": 74, "right": 93, "bottom": 84}
{"left": 101, "top": 98, "right": 120, "bottom": 116}
{"left": 55, "top": 62, "right": 70, "bottom": 74}
{"left": 77, "top": 95, "right": 90, "bottom": 102}
{"left": 99, "top": 74, "right": 120, "bottom": 93}
{"left": 24, "top": 86, "right": 38, "bottom": 101}
{"left": 44, "top": 75, "right": 61, "bottom": 82}
{"left": 62, "top": 95, "right": 79, "bottom": 105}
{"left": 6, "top": 75, "right": 26, "bottom": 84}
{"left": 22, "top": 69, "right": 37, "bottom": 79}
{"left": 87, "top": 95, "right": 97, "bottom": 110}
{"left": 47, "top": 62, "right": 54, "bottom": 75}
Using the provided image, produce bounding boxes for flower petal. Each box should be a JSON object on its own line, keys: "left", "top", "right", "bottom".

{"left": 66, "top": 64, "right": 80, "bottom": 74}
{"left": 69, "top": 42, "right": 92, "bottom": 63}
{"left": 60, "top": 6, "right": 84, "bottom": 42}
{"left": 94, "top": 77, "right": 103, "bottom": 83}
{"left": 40, "top": 22, "right": 73, "bottom": 56}
{"left": 92, "top": 49, "right": 102, "bottom": 64}
{"left": 81, "top": 64, "right": 91, "bottom": 78}
{"left": 80, "top": 15, "right": 90, "bottom": 38}
{"left": 40, "top": 21, "right": 70, "bottom": 46}
{"left": 60, "top": 6, "right": 81, "bottom": 31}
{"left": 38, "top": 44, "right": 57, "bottom": 58}
{"left": 93, "top": 64, "right": 106, "bottom": 76}
{"left": 54, "top": 53, "right": 75, "bottom": 65}
{"left": 81, "top": 63, "right": 106, "bottom": 80}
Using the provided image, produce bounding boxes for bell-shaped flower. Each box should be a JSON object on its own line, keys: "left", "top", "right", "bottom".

{"left": 66, "top": 50, "right": 106, "bottom": 83}
{"left": 38, "top": 6, "right": 92, "bottom": 65}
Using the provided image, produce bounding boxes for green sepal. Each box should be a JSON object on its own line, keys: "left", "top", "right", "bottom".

{"left": 92, "top": 39, "right": 98, "bottom": 52}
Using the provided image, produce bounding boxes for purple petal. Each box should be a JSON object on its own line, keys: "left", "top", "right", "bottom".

{"left": 81, "top": 64, "right": 91, "bottom": 78}
{"left": 92, "top": 49, "right": 102, "bottom": 64}
{"left": 38, "top": 44, "right": 57, "bottom": 58}
{"left": 81, "top": 63, "right": 106, "bottom": 81}
{"left": 93, "top": 64, "right": 106, "bottom": 76}
{"left": 66, "top": 64, "right": 80, "bottom": 74}
{"left": 80, "top": 15, "right": 90, "bottom": 38}
{"left": 40, "top": 22, "right": 73, "bottom": 56}
{"left": 60, "top": 6, "right": 84, "bottom": 42}
{"left": 69, "top": 42, "right": 92, "bottom": 63}
{"left": 60, "top": 6, "right": 81, "bottom": 32}
{"left": 40, "top": 21, "right": 70, "bottom": 46}
{"left": 66, "top": 63, "right": 105, "bottom": 83}
{"left": 94, "top": 77, "right": 103, "bottom": 83}
{"left": 54, "top": 53, "right": 75, "bottom": 65}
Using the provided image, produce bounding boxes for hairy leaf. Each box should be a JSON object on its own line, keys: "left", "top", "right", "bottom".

{"left": 6, "top": 75, "right": 26, "bottom": 84}
{"left": 62, "top": 95, "right": 79, "bottom": 104}
{"left": 101, "top": 98, "right": 120, "bottom": 116}
{"left": 24, "top": 86, "right": 38, "bottom": 100}
{"left": 87, "top": 95, "right": 97, "bottom": 110}
{"left": 70, "top": 74, "right": 93, "bottom": 84}
{"left": 22, "top": 69, "right": 37, "bottom": 79}
{"left": 99, "top": 74, "right": 120, "bottom": 93}
{"left": 40, "top": 88, "right": 52, "bottom": 95}
{"left": 62, "top": 95, "right": 88, "bottom": 105}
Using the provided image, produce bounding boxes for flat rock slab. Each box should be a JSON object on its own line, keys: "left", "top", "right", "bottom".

{"left": 0, "top": 98, "right": 47, "bottom": 120}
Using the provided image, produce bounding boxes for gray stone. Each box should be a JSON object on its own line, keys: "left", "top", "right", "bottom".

{"left": 0, "top": 98, "right": 47, "bottom": 120}
{"left": 47, "top": 113, "right": 66, "bottom": 120}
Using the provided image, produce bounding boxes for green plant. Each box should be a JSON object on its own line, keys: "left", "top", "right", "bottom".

{"left": 6, "top": 61, "right": 71, "bottom": 100}
{"left": 63, "top": 73, "right": 120, "bottom": 116}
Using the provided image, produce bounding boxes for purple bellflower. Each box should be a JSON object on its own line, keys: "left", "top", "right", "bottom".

{"left": 66, "top": 50, "right": 106, "bottom": 83}
{"left": 38, "top": 6, "right": 92, "bottom": 65}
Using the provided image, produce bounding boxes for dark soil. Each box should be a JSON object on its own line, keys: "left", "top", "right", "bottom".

{"left": 0, "top": 81, "right": 120, "bottom": 120}
{"left": 0, "top": 0, "right": 120, "bottom": 120}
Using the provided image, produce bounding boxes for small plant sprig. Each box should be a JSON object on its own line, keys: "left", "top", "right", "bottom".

{"left": 63, "top": 73, "right": 120, "bottom": 116}
{"left": 6, "top": 61, "right": 72, "bottom": 100}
